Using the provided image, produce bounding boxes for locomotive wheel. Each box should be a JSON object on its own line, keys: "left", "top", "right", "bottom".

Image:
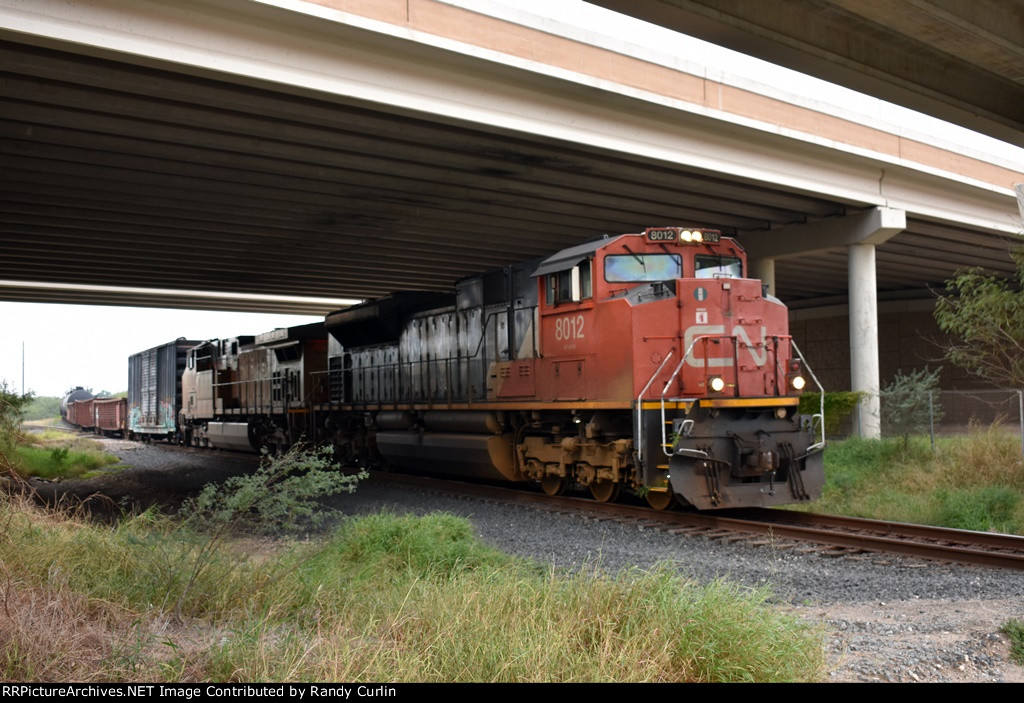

{"left": 589, "top": 480, "right": 619, "bottom": 503}
{"left": 540, "top": 476, "right": 567, "bottom": 496}
{"left": 645, "top": 490, "right": 676, "bottom": 511}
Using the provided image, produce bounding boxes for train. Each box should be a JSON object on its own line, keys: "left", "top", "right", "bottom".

{"left": 62, "top": 226, "right": 825, "bottom": 510}
{"left": 61, "top": 387, "right": 127, "bottom": 437}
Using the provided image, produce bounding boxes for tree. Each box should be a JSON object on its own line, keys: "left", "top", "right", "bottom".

{"left": 933, "top": 248, "right": 1024, "bottom": 388}
{"left": 880, "top": 367, "right": 942, "bottom": 448}
{"left": 23, "top": 395, "right": 61, "bottom": 422}
{"left": 1, "top": 380, "right": 33, "bottom": 474}
{"left": 1, "top": 379, "right": 33, "bottom": 447}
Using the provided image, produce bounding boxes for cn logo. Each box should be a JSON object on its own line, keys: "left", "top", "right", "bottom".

{"left": 683, "top": 325, "right": 768, "bottom": 367}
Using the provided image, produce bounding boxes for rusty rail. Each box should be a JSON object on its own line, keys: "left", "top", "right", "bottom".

{"left": 375, "top": 472, "right": 1024, "bottom": 571}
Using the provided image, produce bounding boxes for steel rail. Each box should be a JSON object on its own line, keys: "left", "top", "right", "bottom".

{"left": 375, "top": 472, "right": 1024, "bottom": 571}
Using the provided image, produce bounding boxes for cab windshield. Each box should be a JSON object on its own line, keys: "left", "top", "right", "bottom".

{"left": 604, "top": 254, "right": 681, "bottom": 282}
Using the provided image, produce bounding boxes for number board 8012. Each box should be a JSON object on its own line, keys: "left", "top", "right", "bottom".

{"left": 554, "top": 313, "right": 585, "bottom": 342}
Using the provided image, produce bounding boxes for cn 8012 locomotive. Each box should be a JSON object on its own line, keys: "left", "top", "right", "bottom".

{"left": 320, "top": 226, "right": 824, "bottom": 510}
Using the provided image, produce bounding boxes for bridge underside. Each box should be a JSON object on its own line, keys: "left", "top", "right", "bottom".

{"left": 592, "top": 0, "right": 1024, "bottom": 149}
{"left": 2, "top": 37, "right": 1019, "bottom": 315}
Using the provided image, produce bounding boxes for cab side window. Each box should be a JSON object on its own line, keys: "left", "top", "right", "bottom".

{"left": 695, "top": 255, "right": 742, "bottom": 279}
{"left": 546, "top": 261, "right": 592, "bottom": 305}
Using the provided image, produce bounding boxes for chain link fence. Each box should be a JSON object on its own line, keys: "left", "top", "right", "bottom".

{"left": 925, "top": 389, "right": 1024, "bottom": 455}
{"left": 836, "top": 388, "right": 1024, "bottom": 453}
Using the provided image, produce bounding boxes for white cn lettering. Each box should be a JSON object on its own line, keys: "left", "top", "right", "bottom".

{"left": 733, "top": 326, "right": 768, "bottom": 366}
{"left": 684, "top": 325, "right": 768, "bottom": 368}
{"left": 683, "top": 325, "right": 727, "bottom": 368}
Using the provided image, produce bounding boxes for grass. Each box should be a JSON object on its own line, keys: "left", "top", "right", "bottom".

{"left": 0, "top": 496, "right": 825, "bottom": 682}
{"left": 807, "top": 423, "right": 1024, "bottom": 534}
{"left": 4, "top": 425, "right": 122, "bottom": 480}
{"left": 1001, "top": 619, "right": 1024, "bottom": 665}
{"left": 10, "top": 445, "right": 122, "bottom": 479}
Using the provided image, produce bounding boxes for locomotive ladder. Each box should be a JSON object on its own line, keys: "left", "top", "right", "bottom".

{"left": 635, "top": 348, "right": 701, "bottom": 495}
{"left": 635, "top": 351, "right": 675, "bottom": 465}
{"left": 658, "top": 335, "right": 715, "bottom": 459}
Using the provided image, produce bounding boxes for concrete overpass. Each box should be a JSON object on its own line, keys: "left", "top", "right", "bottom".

{"left": 592, "top": 0, "right": 1024, "bottom": 149}
{"left": 1, "top": 0, "right": 1023, "bottom": 435}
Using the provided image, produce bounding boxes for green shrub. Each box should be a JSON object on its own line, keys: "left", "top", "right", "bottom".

{"left": 1001, "top": 619, "right": 1024, "bottom": 665}
{"left": 179, "top": 443, "right": 365, "bottom": 535}
{"left": 799, "top": 391, "right": 865, "bottom": 436}
{"left": 1, "top": 380, "right": 32, "bottom": 464}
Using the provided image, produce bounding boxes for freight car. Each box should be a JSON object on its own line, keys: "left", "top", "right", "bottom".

{"left": 60, "top": 387, "right": 93, "bottom": 422}
{"left": 93, "top": 396, "right": 127, "bottom": 437}
{"left": 66, "top": 396, "right": 96, "bottom": 431}
{"left": 61, "top": 392, "right": 125, "bottom": 437}
{"left": 317, "top": 226, "right": 825, "bottom": 510}
{"left": 127, "top": 339, "right": 200, "bottom": 442}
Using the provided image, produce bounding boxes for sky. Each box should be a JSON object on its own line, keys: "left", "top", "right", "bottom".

{"left": 2, "top": 0, "right": 1022, "bottom": 398}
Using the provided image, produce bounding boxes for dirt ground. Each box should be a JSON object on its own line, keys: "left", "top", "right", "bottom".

{"left": 14, "top": 434, "right": 259, "bottom": 513}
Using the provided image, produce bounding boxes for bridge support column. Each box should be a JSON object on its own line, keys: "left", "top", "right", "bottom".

{"left": 750, "top": 257, "right": 775, "bottom": 296}
{"left": 848, "top": 243, "right": 881, "bottom": 438}
{"left": 739, "top": 207, "right": 905, "bottom": 439}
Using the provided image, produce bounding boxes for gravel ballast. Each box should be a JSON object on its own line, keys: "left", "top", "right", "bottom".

{"left": 35, "top": 438, "right": 1024, "bottom": 683}
{"left": 331, "top": 479, "right": 1024, "bottom": 683}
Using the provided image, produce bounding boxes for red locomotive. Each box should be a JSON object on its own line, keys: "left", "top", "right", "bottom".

{"left": 320, "top": 226, "right": 824, "bottom": 509}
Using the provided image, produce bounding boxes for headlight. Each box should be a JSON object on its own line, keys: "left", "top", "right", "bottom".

{"left": 790, "top": 375, "right": 806, "bottom": 391}
{"left": 709, "top": 376, "right": 726, "bottom": 392}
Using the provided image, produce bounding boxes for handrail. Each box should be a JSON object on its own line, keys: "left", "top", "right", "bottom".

{"left": 659, "top": 333, "right": 818, "bottom": 457}
{"left": 659, "top": 333, "right": 719, "bottom": 456}
{"left": 790, "top": 339, "right": 826, "bottom": 453}
{"left": 634, "top": 350, "right": 674, "bottom": 463}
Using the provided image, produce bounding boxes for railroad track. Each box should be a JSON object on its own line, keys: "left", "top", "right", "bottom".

{"left": 375, "top": 472, "right": 1024, "bottom": 571}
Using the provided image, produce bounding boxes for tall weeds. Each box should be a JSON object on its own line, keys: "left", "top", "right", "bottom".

{"left": 0, "top": 494, "right": 825, "bottom": 683}
{"left": 812, "top": 423, "right": 1024, "bottom": 533}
